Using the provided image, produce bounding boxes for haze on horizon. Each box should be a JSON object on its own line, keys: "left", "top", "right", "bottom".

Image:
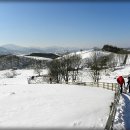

{"left": 0, "top": 2, "right": 130, "bottom": 49}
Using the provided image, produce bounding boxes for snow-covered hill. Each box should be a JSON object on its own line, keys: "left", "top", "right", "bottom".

{"left": 0, "top": 69, "right": 114, "bottom": 129}
{"left": 69, "top": 49, "right": 130, "bottom": 68}
{"left": 1, "top": 48, "right": 130, "bottom": 129}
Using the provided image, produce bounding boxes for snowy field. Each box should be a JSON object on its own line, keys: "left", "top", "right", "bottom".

{"left": 0, "top": 69, "right": 114, "bottom": 129}
{"left": 1, "top": 50, "right": 130, "bottom": 129}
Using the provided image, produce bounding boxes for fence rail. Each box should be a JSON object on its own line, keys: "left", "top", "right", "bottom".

{"left": 73, "top": 81, "right": 120, "bottom": 130}
{"left": 104, "top": 87, "right": 120, "bottom": 130}
{"left": 73, "top": 81, "right": 118, "bottom": 92}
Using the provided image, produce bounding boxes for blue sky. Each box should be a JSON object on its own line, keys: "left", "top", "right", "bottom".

{"left": 0, "top": 2, "right": 130, "bottom": 48}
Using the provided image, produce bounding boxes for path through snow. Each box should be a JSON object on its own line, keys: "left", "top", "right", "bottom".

{"left": 114, "top": 93, "right": 130, "bottom": 130}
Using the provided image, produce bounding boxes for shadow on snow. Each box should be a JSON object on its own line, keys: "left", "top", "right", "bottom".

{"left": 121, "top": 93, "right": 130, "bottom": 130}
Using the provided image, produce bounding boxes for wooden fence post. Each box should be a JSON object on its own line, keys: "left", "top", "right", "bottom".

{"left": 112, "top": 83, "right": 113, "bottom": 91}
{"left": 103, "top": 82, "right": 105, "bottom": 88}
{"left": 97, "top": 82, "right": 99, "bottom": 87}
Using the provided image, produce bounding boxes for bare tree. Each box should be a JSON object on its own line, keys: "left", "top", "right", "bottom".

{"left": 34, "top": 61, "right": 43, "bottom": 76}
{"left": 48, "top": 54, "right": 81, "bottom": 84}
{"left": 60, "top": 54, "right": 81, "bottom": 83}
{"left": 107, "top": 53, "right": 115, "bottom": 68}
{"left": 86, "top": 51, "right": 110, "bottom": 83}
{"left": 61, "top": 55, "right": 72, "bottom": 83}
{"left": 48, "top": 59, "right": 62, "bottom": 83}
{"left": 70, "top": 54, "right": 81, "bottom": 82}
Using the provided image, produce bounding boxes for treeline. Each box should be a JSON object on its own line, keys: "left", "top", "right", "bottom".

{"left": 27, "top": 53, "right": 59, "bottom": 59}
{"left": 48, "top": 54, "right": 81, "bottom": 83}
{"left": 47, "top": 51, "right": 119, "bottom": 84}
{"left": 102, "top": 45, "right": 129, "bottom": 54}
{"left": 0, "top": 54, "right": 47, "bottom": 70}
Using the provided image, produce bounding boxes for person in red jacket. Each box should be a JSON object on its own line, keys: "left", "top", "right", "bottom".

{"left": 117, "top": 76, "right": 125, "bottom": 93}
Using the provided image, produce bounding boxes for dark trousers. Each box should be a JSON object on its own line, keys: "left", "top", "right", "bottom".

{"left": 120, "top": 85, "right": 123, "bottom": 93}
{"left": 128, "top": 85, "right": 130, "bottom": 93}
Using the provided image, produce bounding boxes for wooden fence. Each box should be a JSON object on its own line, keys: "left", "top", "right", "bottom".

{"left": 104, "top": 86, "right": 120, "bottom": 130}
{"left": 73, "top": 81, "right": 118, "bottom": 92}
{"left": 73, "top": 81, "right": 120, "bottom": 130}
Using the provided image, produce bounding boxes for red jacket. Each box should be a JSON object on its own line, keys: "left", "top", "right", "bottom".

{"left": 117, "top": 76, "right": 125, "bottom": 85}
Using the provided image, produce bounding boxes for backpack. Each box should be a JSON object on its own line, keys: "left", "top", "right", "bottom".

{"left": 128, "top": 76, "right": 130, "bottom": 81}
{"left": 127, "top": 76, "right": 130, "bottom": 84}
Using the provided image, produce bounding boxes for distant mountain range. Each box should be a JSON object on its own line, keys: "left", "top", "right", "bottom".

{"left": 0, "top": 44, "right": 86, "bottom": 55}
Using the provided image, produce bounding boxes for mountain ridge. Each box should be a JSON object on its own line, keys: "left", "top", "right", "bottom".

{"left": 0, "top": 44, "right": 88, "bottom": 55}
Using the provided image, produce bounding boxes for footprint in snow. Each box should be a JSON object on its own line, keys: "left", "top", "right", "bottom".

{"left": 10, "top": 92, "right": 16, "bottom": 95}
{"left": 73, "top": 121, "right": 82, "bottom": 126}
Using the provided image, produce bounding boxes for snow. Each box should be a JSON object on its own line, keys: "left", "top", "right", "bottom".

{"left": 104, "top": 61, "right": 130, "bottom": 129}
{"left": 71, "top": 52, "right": 130, "bottom": 130}
{"left": 0, "top": 84, "right": 114, "bottom": 128}
{"left": 1, "top": 50, "right": 130, "bottom": 129}
{"left": 18, "top": 55, "right": 52, "bottom": 61}
{"left": 0, "top": 69, "right": 48, "bottom": 85}
{"left": 113, "top": 94, "right": 126, "bottom": 130}
{"left": 0, "top": 69, "right": 114, "bottom": 129}
{"left": 126, "top": 55, "right": 130, "bottom": 65}
{"left": 75, "top": 50, "right": 110, "bottom": 60}
{"left": 113, "top": 93, "right": 130, "bottom": 130}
